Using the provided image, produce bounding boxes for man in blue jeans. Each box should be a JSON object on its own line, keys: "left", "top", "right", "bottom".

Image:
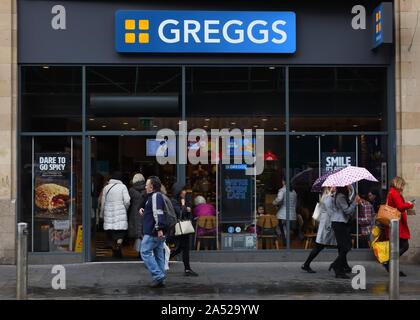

{"left": 139, "top": 176, "right": 166, "bottom": 288}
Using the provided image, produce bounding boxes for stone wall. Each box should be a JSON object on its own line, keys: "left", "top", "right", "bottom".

{"left": 0, "top": 0, "right": 16, "bottom": 265}
{"left": 396, "top": 0, "right": 420, "bottom": 263}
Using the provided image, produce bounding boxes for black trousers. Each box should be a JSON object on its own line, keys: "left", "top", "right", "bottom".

{"left": 170, "top": 234, "right": 191, "bottom": 271}
{"left": 277, "top": 219, "right": 287, "bottom": 246}
{"left": 383, "top": 238, "right": 409, "bottom": 270}
{"left": 304, "top": 243, "right": 325, "bottom": 267}
{"left": 400, "top": 238, "right": 409, "bottom": 257}
{"left": 331, "top": 222, "right": 352, "bottom": 274}
{"left": 106, "top": 230, "right": 126, "bottom": 246}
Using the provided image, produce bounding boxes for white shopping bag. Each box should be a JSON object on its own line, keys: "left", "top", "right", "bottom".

{"left": 133, "top": 238, "right": 142, "bottom": 253}
{"left": 164, "top": 242, "right": 170, "bottom": 271}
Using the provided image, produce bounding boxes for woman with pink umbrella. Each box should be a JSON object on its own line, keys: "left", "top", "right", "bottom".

{"left": 322, "top": 166, "right": 377, "bottom": 279}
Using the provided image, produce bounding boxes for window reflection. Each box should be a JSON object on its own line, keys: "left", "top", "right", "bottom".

{"left": 86, "top": 67, "right": 181, "bottom": 131}
{"left": 290, "top": 67, "right": 387, "bottom": 131}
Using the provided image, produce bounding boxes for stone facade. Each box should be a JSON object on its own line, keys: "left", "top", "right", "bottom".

{"left": 396, "top": 0, "right": 420, "bottom": 263}
{"left": 0, "top": 0, "right": 17, "bottom": 265}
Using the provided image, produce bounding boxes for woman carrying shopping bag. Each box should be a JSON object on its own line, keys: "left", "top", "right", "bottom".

{"left": 170, "top": 183, "right": 199, "bottom": 277}
{"left": 382, "top": 177, "right": 414, "bottom": 277}
{"left": 301, "top": 187, "right": 336, "bottom": 273}
{"left": 100, "top": 171, "right": 131, "bottom": 258}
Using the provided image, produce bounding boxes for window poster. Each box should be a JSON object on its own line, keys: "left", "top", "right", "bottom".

{"left": 34, "top": 153, "right": 71, "bottom": 218}
{"left": 34, "top": 153, "right": 73, "bottom": 251}
{"left": 321, "top": 152, "right": 356, "bottom": 175}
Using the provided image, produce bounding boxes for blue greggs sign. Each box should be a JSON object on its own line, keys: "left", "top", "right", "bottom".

{"left": 373, "top": 4, "right": 384, "bottom": 47}
{"left": 373, "top": 2, "right": 393, "bottom": 49}
{"left": 115, "top": 10, "right": 296, "bottom": 53}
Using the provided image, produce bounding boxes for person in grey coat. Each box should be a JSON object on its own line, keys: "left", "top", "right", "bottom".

{"left": 273, "top": 179, "right": 298, "bottom": 246}
{"left": 127, "top": 173, "right": 147, "bottom": 258}
{"left": 302, "top": 187, "right": 336, "bottom": 273}
{"left": 329, "top": 186, "right": 361, "bottom": 279}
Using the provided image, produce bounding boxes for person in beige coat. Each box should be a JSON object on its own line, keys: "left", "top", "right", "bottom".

{"left": 100, "top": 171, "right": 130, "bottom": 258}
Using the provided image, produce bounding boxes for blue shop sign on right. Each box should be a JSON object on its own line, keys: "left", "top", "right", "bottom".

{"left": 373, "top": 2, "right": 393, "bottom": 48}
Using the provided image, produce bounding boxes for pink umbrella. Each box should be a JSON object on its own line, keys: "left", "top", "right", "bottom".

{"left": 321, "top": 166, "right": 378, "bottom": 187}
{"left": 311, "top": 167, "right": 344, "bottom": 192}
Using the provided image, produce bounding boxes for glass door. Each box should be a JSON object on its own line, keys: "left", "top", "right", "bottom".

{"left": 290, "top": 135, "right": 366, "bottom": 249}
{"left": 89, "top": 135, "right": 177, "bottom": 261}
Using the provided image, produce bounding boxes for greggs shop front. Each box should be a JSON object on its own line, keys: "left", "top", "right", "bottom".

{"left": 18, "top": 0, "right": 396, "bottom": 263}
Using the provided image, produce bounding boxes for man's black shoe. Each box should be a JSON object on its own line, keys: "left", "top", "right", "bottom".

{"left": 335, "top": 273, "right": 350, "bottom": 279}
{"left": 149, "top": 280, "right": 165, "bottom": 288}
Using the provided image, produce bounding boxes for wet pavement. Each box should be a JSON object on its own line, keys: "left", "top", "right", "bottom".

{"left": 0, "top": 261, "right": 420, "bottom": 299}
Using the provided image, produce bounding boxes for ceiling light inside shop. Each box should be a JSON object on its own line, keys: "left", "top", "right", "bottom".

{"left": 273, "top": 128, "right": 278, "bottom": 131}
{"left": 131, "top": 128, "right": 136, "bottom": 131}
{"left": 123, "top": 122, "right": 129, "bottom": 125}
{"left": 231, "top": 122, "right": 236, "bottom": 125}
{"left": 253, "top": 125, "right": 259, "bottom": 128}
{"left": 102, "top": 125, "right": 107, "bottom": 128}
{"left": 42, "top": 66, "right": 49, "bottom": 69}
{"left": 205, "top": 119, "right": 210, "bottom": 122}
{"left": 262, "top": 118, "right": 268, "bottom": 122}
{"left": 204, "top": 125, "right": 208, "bottom": 128}
{"left": 269, "top": 66, "right": 275, "bottom": 70}
{"left": 153, "top": 125, "right": 158, "bottom": 128}
{"left": 89, "top": 118, "right": 95, "bottom": 121}
{"left": 353, "top": 124, "right": 359, "bottom": 128}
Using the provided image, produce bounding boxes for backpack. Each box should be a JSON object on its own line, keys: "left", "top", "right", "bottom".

{"left": 154, "top": 192, "right": 177, "bottom": 236}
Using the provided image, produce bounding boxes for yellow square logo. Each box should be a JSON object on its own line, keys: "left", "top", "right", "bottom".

{"left": 125, "top": 33, "right": 136, "bottom": 43}
{"left": 378, "top": 24, "right": 381, "bottom": 32}
{"left": 125, "top": 19, "right": 135, "bottom": 30}
{"left": 139, "top": 20, "right": 149, "bottom": 30}
{"left": 139, "top": 33, "right": 149, "bottom": 43}
{"left": 376, "top": 24, "right": 379, "bottom": 33}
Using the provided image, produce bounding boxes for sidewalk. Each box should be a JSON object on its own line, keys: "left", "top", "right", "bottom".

{"left": 0, "top": 261, "right": 419, "bottom": 300}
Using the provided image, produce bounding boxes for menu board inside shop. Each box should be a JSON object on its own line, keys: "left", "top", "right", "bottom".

{"left": 220, "top": 164, "right": 254, "bottom": 224}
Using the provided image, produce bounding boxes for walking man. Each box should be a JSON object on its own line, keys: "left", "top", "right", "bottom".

{"left": 140, "top": 176, "right": 166, "bottom": 288}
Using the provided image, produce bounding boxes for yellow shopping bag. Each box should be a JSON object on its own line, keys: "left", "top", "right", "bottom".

{"left": 372, "top": 241, "right": 389, "bottom": 263}
{"left": 371, "top": 225, "right": 389, "bottom": 264}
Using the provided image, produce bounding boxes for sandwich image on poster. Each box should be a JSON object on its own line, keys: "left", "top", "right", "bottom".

{"left": 35, "top": 183, "right": 70, "bottom": 213}
{"left": 34, "top": 153, "right": 71, "bottom": 219}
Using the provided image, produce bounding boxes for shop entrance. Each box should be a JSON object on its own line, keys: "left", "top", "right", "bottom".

{"left": 89, "top": 136, "right": 177, "bottom": 260}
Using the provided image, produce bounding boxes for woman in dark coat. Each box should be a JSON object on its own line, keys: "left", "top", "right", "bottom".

{"left": 128, "top": 173, "right": 147, "bottom": 258}
{"left": 170, "top": 182, "right": 199, "bottom": 276}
